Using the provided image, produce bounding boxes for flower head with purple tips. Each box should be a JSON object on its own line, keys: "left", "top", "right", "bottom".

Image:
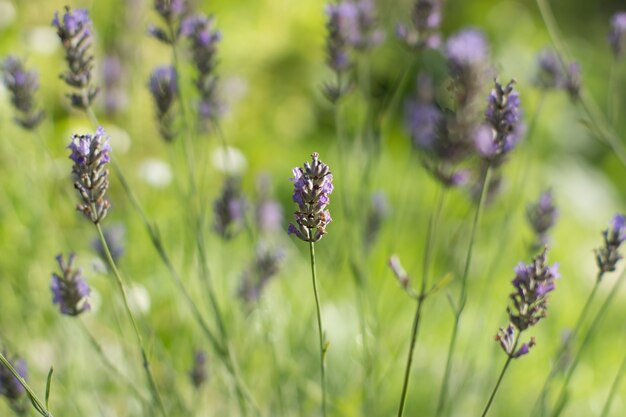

{"left": 68, "top": 127, "right": 111, "bottom": 224}
{"left": 213, "top": 176, "right": 247, "bottom": 240}
{"left": 149, "top": 66, "right": 178, "bottom": 141}
{"left": 396, "top": 0, "right": 442, "bottom": 50}
{"left": 595, "top": 214, "right": 626, "bottom": 276}
{"left": 534, "top": 49, "right": 565, "bottom": 90}
{"left": 189, "top": 350, "right": 208, "bottom": 389}
{"left": 288, "top": 153, "right": 333, "bottom": 242}
{"left": 53, "top": 6, "right": 99, "bottom": 108}
{"left": 495, "top": 248, "right": 558, "bottom": 358}
{"left": 51, "top": 253, "right": 91, "bottom": 316}
{"left": 2, "top": 56, "right": 44, "bottom": 130}
{"left": 527, "top": 189, "right": 558, "bottom": 248}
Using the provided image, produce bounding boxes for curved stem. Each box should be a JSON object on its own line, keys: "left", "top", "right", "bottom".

{"left": 551, "top": 269, "right": 626, "bottom": 417}
{"left": 481, "top": 336, "right": 520, "bottom": 417}
{"left": 0, "top": 351, "right": 52, "bottom": 417}
{"left": 436, "top": 164, "right": 492, "bottom": 416}
{"left": 532, "top": 276, "right": 601, "bottom": 416}
{"left": 599, "top": 352, "right": 626, "bottom": 417}
{"left": 396, "top": 186, "right": 445, "bottom": 417}
{"left": 309, "top": 239, "right": 327, "bottom": 417}
{"left": 95, "top": 223, "right": 167, "bottom": 417}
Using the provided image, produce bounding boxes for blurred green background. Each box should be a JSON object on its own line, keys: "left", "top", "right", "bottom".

{"left": 0, "top": 0, "right": 625, "bottom": 416}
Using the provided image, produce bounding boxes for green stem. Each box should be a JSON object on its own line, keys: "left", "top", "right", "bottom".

{"left": 0, "top": 351, "right": 52, "bottom": 417}
{"left": 436, "top": 164, "right": 492, "bottom": 416}
{"left": 551, "top": 269, "right": 626, "bottom": 417}
{"left": 481, "top": 336, "right": 520, "bottom": 417}
{"left": 95, "top": 223, "right": 167, "bottom": 417}
{"left": 396, "top": 186, "right": 445, "bottom": 417}
{"left": 309, "top": 238, "right": 327, "bottom": 417}
{"left": 532, "top": 276, "right": 601, "bottom": 416}
{"left": 77, "top": 319, "right": 147, "bottom": 403}
{"left": 599, "top": 352, "right": 626, "bottom": 417}
{"left": 607, "top": 60, "right": 619, "bottom": 126}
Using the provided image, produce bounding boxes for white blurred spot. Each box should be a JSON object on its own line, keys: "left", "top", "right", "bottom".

{"left": 211, "top": 145, "right": 247, "bottom": 174}
{"left": 127, "top": 283, "right": 151, "bottom": 315}
{"left": 0, "top": 2, "right": 15, "bottom": 28}
{"left": 88, "top": 287, "right": 102, "bottom": 314}
{"left": 138, "top": 158, "right": 172, "bottom": 188}
{"left": 26, "top": 27, "right": 60, "bottom": 55}
{"left": 106, "top": 125, "right": 131, "bottom": 154}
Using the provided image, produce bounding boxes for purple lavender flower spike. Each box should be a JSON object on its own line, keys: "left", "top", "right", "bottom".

{"left": 52, "top": 6, "right": 99, "bottom": 109}
{"left": 496, "top": 248, "right": 557, "bottom": 358}
{"left": 238, "top": 245, "right": 285, "bottom": 306}
{"left": 149, "top": 66, "right": 178, "bottom": 141}
{"left": 476, "top": 79, "right": 523, "bottom": 166}
{"left": 255, "top": 174, "right": 284, "bottom": 234}
{"left": 397, "top": 0, "right": 442, "bottom": 50}
{"left": 214, "top": 176, "right": 247, "bottom": 240}
{"left": 564, "top": 62, "right": 581, "bottom": 101}
{"left": 609, "top": 12, "right": 626, "bottom": 59}
{"left": 0, "top": 352, "right": 27, "bottom": 412}
{"left": 182, "top": 13, "right": 223, "bottom": 131}
{"left": 595, "top": 214, "right": 626, "bottom": 276}
{"left": 150, "top": 0, "right": 188, "bottom": 44}
{"left": 51, "top": 253, "right": 91, "bottom": 316}
{"left": 534, "top": 49, "right": 565, "bottom": 90}
{"left": 2, "top": 56, "right": 45, "bottom": 130}
{"left": 189, "top": 350, "right": 208, "bottom": 389}
{"left": 527, "top": 189, "right": 558, "bottom": 248}
{"left": 288, "top": 153, "right": 334, "bottom": 242}
{"left": 68, "top": 127, "right": 112, "bottom": 224}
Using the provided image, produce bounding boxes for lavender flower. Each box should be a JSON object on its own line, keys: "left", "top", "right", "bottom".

{"left": 396, "top": 0, "right": 442, "bottom": 49}
{"left": 0, "top": 352, "right": 26, "bottom": 412}
{"left": 91, "top": 223, "right": 125, "bottom": 264}
{"left": 508, "top": 247, "right": 559, "bottom": 332}
{"left": 213, "top": 176, "right": 247, "bottom": 239}
{"left": 181, "top": 14, "right": 223, "bottom": 131}
{"left": 595, "top": 214, "right": 626, "bottom": 276}
{"left": 534, "top": 49, "right": 564, "bottom": 90}
{"left": 238, "top": 245, "right": 285, "bottom": 305}
{"left": 527, "top": 189, "right": 558, "bottom": 247}
{"left": 52, "top": 6, "right": 99, "bottom": 109}
{"left": 475, "top": 79, "right": 523, "bottom": 166}
{"left": 51, "top": 253, "right": 91, "bottom": 316}
{"left": 388, "top": 254, "right": 410, "bottom": 290}
{"left": 288, "top": 153, "right": 333, "bottom": 242}
{"left": 564, "top": 62, "right": 581, "bottom": 101}
{"left": 149, "top": 0, "right": 188, "bottom": 44}
{"left": 1, "top": 56, "right": 44, "bottom": 130}
{"left": 68, "top": 127, "right": 111, "bottom": 223}
{"left": 189, "top": 351, "right": 208, "bottom": 389}
{"left": 609, "top": 12, "right": 626, "bottom": 59}
{"left": 496, "top": 247, "right": 559, "bottom": 358}
{"left": 149, "top": 66, "right": 178, "bottom": 141}
{"left": 405, "top": 100, "right": 442, "bottom": 151}
{"left": 445, "top": 28, "right": 490, "bottom": 109}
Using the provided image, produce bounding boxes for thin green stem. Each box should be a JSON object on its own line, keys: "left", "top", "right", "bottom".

{"left": 77, "top": 319, "right": 147, "bottom": 403}
{"left": 607, "top": 61, "right": 619, "bottom": 126}
{"left": 436, "top": 164, "right": 492, "bottom": 417}
{"left": 309, "top": 238, "right": 327, "bottom": 417}
{"left": 95, "top": 223, "right": 167, "bottom": 417}
{"left": 481, "top": 336, "right": 520, "bottom": 417}
{"left": 532, "top": 276, "right": 602, "bottom": 416}
{"left": 550, "top": 269, "right": 626, "bottom": 417}
{"left": 396, "top": 186, "right": 445, "bottom": 417}
{"left": 0, "top": 351, "right": 52, "bottom": 417}
{"left": 599, "top": 352, "right": 626, "bottom": 417}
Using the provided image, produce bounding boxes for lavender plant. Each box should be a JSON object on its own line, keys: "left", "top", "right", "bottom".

{"left": 50, "top": 253, "right": 91, "bottom": 317}
{"left": 481, "top": 248, "right": 560, "bottom": 416}
{"left": 149, "top": 66, "right": 179, "bottom": 141}
{"left": 526, "top": 189, "right": 558, "bottom": 250}
{"left": 0, "top": 352, "right": 51, "bottom": 417}
{"left": 52, "top": 7, "right": 98, "bottom": 109}
{"left": 396, "top": 0, "right": 443, "bottom": 50}
{"left": 1, "top": 56, "right": 44, "bottom": 130}
{"left": 288, "top": 152, "right": 333, "bottom": 417}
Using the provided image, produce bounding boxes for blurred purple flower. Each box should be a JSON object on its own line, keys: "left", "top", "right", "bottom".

{"left": 0, "top": 352, "right": 27, "bottom": 409}
{"left": 51, "top": 253, "right": 91, "bottom": 316}
{"left": 564, "top": 62, "right": 581, "bottom": 101}
{"left": 595, "top": 214, "right": 626, "bottom": 275}
{"left": 238, "top": 245, "right": 285, "bottom": 305}
{"left": 2, "top": 56, "right": 44, "bottom": 130}
{"left": 364, "top": 191, "right": 390, "bottom": 252}
{"left": 396, "top": 0, "right": 442, "bottom": 49}
{"left": 288, "top": 153, "right": 333, "bottom": 242}
{"left": 189, "top": 350, "right": 208, "bottom": 389}
{"left": 214, "top": 176, "right": 247, "bottom": 240}
{"left": 446, "top": 29, "right": 489, "bottom": 76}
{"left": 255, "top": 174, "right": 284, "bottom": 234}
{"left": 534, "top": 49, "right": 564, "bottom": 90}
{"left": 527, "top": 189, "right": 558, "bottom": 247}
{"left": 102, "top": 55, "right": 128, "bottom": 115}
{"left": 149, "top": 66, "right": 178, "bottom": 141}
